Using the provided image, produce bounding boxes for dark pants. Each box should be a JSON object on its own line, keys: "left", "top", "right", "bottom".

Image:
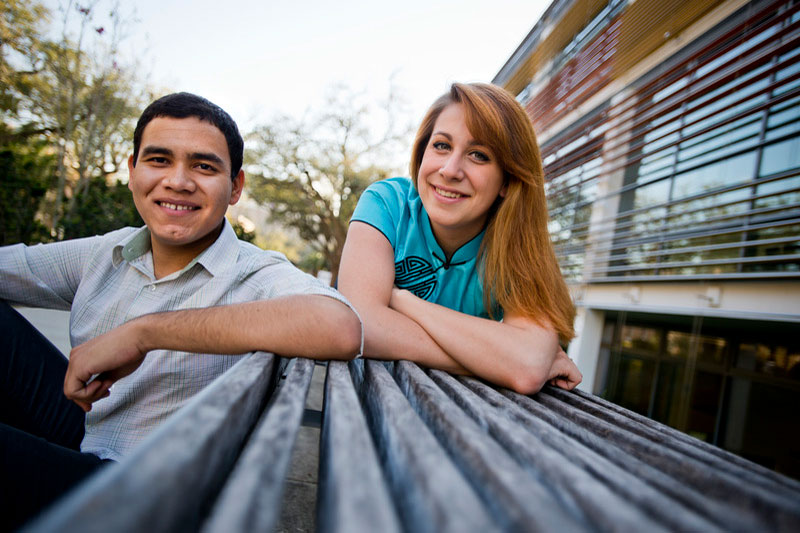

{"left": 0, "top": 302, "right": 107, "bottom": 531}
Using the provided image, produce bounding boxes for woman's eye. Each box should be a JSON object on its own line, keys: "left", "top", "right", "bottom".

{"left": 432, "top": 141, "right": 450, "bottom": 151}
{"left": 471, "top": 150, "right": 490, "bottom": 162}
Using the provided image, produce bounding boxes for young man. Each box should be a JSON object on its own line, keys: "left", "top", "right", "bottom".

{"left": 0, "top": 93, "right": 361, "bottom": 528}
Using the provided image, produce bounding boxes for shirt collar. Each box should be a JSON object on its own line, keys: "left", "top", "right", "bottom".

{"left": 195, "top": 219, "right": 240, "bottom": 277}
{"left": 113, "top": 226, "right": 152, "bottom": 267}
{"left": 111, "top": 219, "right": 240, "bottom": 278}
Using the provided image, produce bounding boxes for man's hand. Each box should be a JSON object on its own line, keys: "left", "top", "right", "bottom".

{"left": 547, "top": 348, "right": 582, "bottom": 391}
{"left": 64, "top": 320, "right": 149, "bottom": 412}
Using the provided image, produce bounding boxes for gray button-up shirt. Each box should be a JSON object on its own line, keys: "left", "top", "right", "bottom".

{"left": 0, "top": 221, "right": 357, "bottom": 460}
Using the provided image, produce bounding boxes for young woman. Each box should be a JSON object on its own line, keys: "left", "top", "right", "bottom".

{"left": 338, "top": 82, "right": 581, "bottom": 394}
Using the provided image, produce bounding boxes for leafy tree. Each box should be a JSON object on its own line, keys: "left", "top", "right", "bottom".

{"left": 231, "top": 220, "right": 257, "bottom": 244}
{"left": 59, "top": 177, "right": 142, "bottom": 239}
{"left": 1, "top": 0, "right": 150, "bottom": 242}
{"left": 246, "top": 86, "right": 410, "bottom": 284}
{"left": 0, "top": 139, "right": 54, "bottom": 245}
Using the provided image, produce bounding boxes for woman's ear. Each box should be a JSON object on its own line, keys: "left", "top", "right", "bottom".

{"left": 500, "top": 177, "right": 509, "bottom": 198}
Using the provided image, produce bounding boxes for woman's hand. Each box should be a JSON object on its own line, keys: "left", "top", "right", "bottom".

{"left": 389, "top": 286, "right": 580, "bottom": 395}
{"left": 547, "top": 348, "right": 582, "bottom": 391}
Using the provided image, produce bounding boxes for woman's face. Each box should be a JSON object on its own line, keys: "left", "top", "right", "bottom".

{"left": 417, "top": 103, "right": 506, "bottom": 253}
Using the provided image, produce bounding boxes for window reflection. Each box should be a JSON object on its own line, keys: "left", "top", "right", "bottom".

{"left": 738, "top": 343, "right": 800, "bottom": 381}
{"left": 621, "top": 325, "right": 660, "bottom": 353}
{"left": 760, "top": 138, "right": 800, "bottom": 176}
{"left": 672, "top": 151, "right": 757, "bottom": 200}
{"left": 603, "top": 314, "right": 800, "bottom": 477}
{"left": 547, "top": 4, "right": 799, "bottom": 281}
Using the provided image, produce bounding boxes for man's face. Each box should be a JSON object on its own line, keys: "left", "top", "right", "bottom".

{"left": 128, "top": 116, "right": 244, "bottom": 259}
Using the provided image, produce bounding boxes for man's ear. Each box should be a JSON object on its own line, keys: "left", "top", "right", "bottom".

{"left": 229, "top": 170, "right": 245, "bottom": 205}
{"left": 127, "top": 155, "right": 136, "bottom": 191}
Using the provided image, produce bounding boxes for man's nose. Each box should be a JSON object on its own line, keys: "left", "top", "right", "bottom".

{"left": 163, "top": 164, "right": 195, "bottom": 191}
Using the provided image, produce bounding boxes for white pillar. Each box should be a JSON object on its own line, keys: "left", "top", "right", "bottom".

{"left": 568, "top": 307, "right": 605, "bottom": 393}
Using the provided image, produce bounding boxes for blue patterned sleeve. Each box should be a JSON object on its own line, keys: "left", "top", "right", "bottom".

{"left": 350, "top": 178, "right": 409, "bottom": 249}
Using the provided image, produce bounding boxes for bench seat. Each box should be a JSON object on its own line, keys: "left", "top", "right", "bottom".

{"left": 27, "top": 357, "right": 800, "bottom": 532}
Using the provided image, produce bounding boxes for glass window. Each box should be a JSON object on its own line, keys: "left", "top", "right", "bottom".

{"left": 683, "top": 83, "right": 769, "bottom": 137}
{"left": 675, "top": 135, "right": 760, "bottom": 173}
{"left": 696, "top": 335, "right": 727, "bottom": 365}
{"left": 669, "top": 188, "right": 751, "bottom": 224}
{"left": 633, "top": 179, "right": 671, "bottom": 209}
{"left": 609, "top": 356, "right": 657, "bottom": 416}
{"left": 680, "top": 115, "right": 761, "bottom": 155}
{"left": 760, "top": 138, "right": 800, "bottom": 176}
{"left": 685, "top": 371, "right": 723, "bottom": 442}
{"left": 631, "top": 208, "right": 667, "bottom": 237}
{"left": 695, "top": 24, "right": 779, "bottom": 79}
{"left": 766, "top": 95, "right": 800, "bottom": 133}
{"left": 666, "top": 331, "right": 692, "bottom": 358}
{"left": 652, "top": 362, "right": 684, "bottom": 427}
{"left": 621, "top": 325, "right": 660, "bottom": 353}
{"left": 737, "top": 342, "right": 800, "bottom": 381}
{"left": 765, "top": 121, "right": 800, "bottom": 143}
{"left": 744, "top": 223, "right": 800, "bottom": 272}
{"left": 635, "top": 146, "right": 677, "bottom": 182}
{"left": 622, "top": 241, "right": 662, "bottom": 268}
{"left": 754, "top": 175, "right": 800, "bottom": 209}
{"left": 652, "top": 76, "right": 689, "bottom": 103}
{"left": 671, "top": 151, "right": 757, "bottom": 201}
{"left": 721, "top": 378, "right": 799, "bottom": 476}
{"left": 774, "top": 51, "right": 800, "bottom": 96}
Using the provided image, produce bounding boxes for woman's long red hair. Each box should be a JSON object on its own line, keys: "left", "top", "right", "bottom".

{"left": 410, "top": 83, "right": 574, "bottom": 342}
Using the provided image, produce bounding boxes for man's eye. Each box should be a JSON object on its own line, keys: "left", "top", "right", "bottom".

{"left": 197, "top": 163, "right": 216, "bottom": 172}
{"left": 147, "top": 157, "right": 168, "bottom": 164}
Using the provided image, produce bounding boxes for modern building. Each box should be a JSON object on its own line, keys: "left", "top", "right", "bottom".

{"left": 494, "top": 0, "right": 799, "bottom": 477}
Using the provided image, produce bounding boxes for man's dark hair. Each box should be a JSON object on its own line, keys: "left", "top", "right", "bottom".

{"left": 132, "top": 92, "right": 244, "bottom": 179}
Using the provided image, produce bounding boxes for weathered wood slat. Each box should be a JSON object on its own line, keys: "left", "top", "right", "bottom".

{"left": 534, "top": 387, "right": 800, "bottom": 530}
{"left": 501, "top": 387, "right": 794, "bottom": 531}
{"left": 201, "top": 357, "right": 315, "bottom": 532}
{"left": 317, "top": 360, "right": 401, "bottom": 533}
{"left": 392, "top": 361, "right": 587, "bottom": 532}
{"left": 566, "top": 387, "right": 800, "bottom": 492}
{"left": 432, "top": 370, "right": 694, "bottom": 533}
{"left": 456, "top": 375, "right": 720, "bottom": 532}
{"left": 350, "top": 359, "right": 496, "bottom": 533}
{"left": 24, "top": 352, "right": 278, "bottom": 533}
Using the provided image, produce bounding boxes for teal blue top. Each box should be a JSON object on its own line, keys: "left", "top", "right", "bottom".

{"left": 351, "top": 176, "right": 497, "bottom": 319}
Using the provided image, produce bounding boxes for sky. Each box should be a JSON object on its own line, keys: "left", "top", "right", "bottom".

{"left": 43, "top": 0, "right": 549, "bottom": 131}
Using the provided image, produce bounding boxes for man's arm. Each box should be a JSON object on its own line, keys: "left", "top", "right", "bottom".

{"left": 65, "top": 295, "right": 361, "bottom": 410}
{"left": 0, "top": 238, "right": 97, "bottom": 309}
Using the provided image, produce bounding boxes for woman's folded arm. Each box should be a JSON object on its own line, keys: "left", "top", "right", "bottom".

{"left": 338, "top": 222, "right": 581, "bottom": 393}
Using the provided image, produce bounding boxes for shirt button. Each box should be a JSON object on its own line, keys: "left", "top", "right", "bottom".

{"left": 149, "top": 285, "right": 156, "bottom": 291}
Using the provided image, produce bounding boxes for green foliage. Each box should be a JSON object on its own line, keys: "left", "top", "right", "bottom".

{"left": 0, "top": 0, "right": 150, "bottom": 243}
{"left": 0, "top": 140, "right": 54, "bottom": 245}
{"left": 231, "top": 220, "right": 257, "bottom": 244}
{"left": 246, "top": 86, "right": 409, "bottom": 283}
{"left": 58, "top": 178, "right": 142, "bottom": 240}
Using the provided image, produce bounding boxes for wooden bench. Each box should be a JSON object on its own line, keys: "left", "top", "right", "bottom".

{"left": 26, "top": 356, "right": 800, "bottom": 532}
